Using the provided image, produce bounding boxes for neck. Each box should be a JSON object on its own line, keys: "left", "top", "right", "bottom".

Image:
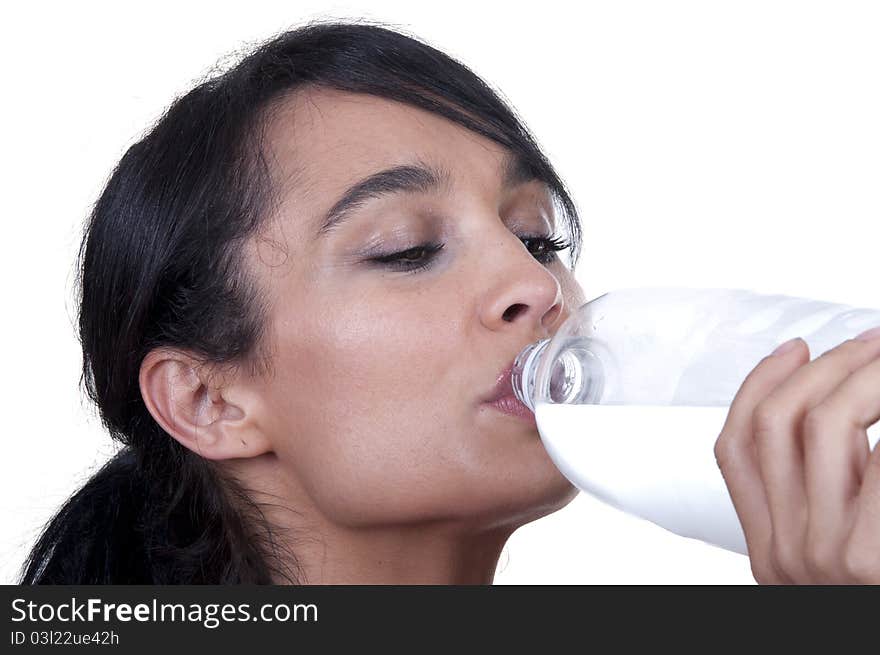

{"left": 272, "top": 522, "right": 511, "bottom": 585}
{"left": 222, "top": 454, "right": 513, "bottom": 585}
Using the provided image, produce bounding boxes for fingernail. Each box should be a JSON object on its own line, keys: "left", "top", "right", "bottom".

{"left": 771, "top": 337, "right": 802, "bottom": 356}
{"left": 855, "top": 326, "right": 880, "bottom": 341}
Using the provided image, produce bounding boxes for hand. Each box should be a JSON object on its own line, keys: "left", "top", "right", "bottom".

{"left": 714, "top": 328, "right": 880, "bottom": 584}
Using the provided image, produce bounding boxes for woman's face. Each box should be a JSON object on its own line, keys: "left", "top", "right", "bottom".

{"left": 243, "top": 87, "right": 586, "bottom": 532}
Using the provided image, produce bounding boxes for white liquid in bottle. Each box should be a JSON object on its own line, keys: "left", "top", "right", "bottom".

{"left": 535, "top": 403, "right": 880, "bottom": 555}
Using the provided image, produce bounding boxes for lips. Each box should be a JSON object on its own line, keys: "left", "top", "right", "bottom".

{"left": 485, "top": 394, "right": 537, "bottom": 426}
{"left": 481, "top": 352, "right": 537, "bottom": 427}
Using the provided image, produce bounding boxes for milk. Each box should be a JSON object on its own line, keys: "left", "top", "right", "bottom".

{"left": 535, "top": 403, "right": 880, "bottom": 555}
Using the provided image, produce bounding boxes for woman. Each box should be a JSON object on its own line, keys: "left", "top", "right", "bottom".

{"left": 20, "top": 21, "right": 880, "bottom": 584}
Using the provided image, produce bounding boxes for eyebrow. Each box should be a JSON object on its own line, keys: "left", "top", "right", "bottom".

{"left": 315, "top": 151, "right": 541, "bottom": 237}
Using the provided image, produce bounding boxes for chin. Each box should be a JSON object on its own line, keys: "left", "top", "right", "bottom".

{"left": 539, "top": 475, "right": 580, "bottom": 514}
{"left": 533, "top": 443, "right": 580, "bottom": 505}
{"left": 485, "top": 474, "right": 580, "bottom": 533}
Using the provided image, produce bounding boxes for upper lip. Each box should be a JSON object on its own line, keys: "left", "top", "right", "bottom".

{"left": 481, "top": 357, "right": 520, "bottom": 404}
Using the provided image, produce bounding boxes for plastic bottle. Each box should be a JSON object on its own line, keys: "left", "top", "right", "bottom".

{"left": 511, "top": 287, "right": 880, "bottom": 555}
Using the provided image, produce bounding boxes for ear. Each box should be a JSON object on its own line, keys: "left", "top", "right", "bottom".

{"left": 138, "top": 348, "right": 273, "bottom": 461}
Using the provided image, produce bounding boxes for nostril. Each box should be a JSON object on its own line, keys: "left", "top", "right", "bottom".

{"left": 502, "top": 303, "right": 527, "bottom": 322}
{"left": 545, "top": 303, "right": 564, "bottom": 330}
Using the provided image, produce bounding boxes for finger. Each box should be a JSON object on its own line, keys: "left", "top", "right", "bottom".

{"left": 751, "top": 333, "right": 880, "bottom": 581}
{"left": 806, "top": 356, "right": 880, "bottom": 582}
{"left": 715, "top": 337, "right": 809, "bottom": 582}
{"left": 802, "top": 366, "right": 880, "bottom": 581}
{"left": 845, "top": 442, "right": 880, "bottom": 583}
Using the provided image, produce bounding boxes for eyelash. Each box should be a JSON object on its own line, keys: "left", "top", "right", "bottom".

{"left": 372, "top": 234, "right": 571, "bottom": 274}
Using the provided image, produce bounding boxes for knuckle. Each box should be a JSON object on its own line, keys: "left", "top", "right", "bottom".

{"left": 749, "top": 560, "right": 776, "bottom": 585}
{"left": 842, "top": 544, "right": 879, "bottom": 583}
{"left": 802, "top": 405, "right": 834, "bottom": 440}
{"left": 753, "top": 400, "right": 786, "bottom": 439}
{"left": 713, "top": 432, "right": 734, "bottom": 470}
{"left": 770, "top": 536, "right": 801, "bottom": 581}
{"left": 804, "top": 538, "right": 835, "bottom": 581}
{"left": 805, "top": 406, "right": 867, "bottom": 459}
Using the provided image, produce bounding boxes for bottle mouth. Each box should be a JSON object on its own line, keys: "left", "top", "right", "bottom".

{"left": 513, "top": 336, "right": 610, "bottom": 410}
{"left": 511, "top": 338, "right": 551, "bottom": 412}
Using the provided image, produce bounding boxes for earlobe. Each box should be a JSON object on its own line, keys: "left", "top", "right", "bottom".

{"left": 138, "top": 349, "right": 273, "bottom": 461}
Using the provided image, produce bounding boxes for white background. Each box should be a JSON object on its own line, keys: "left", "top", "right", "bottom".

{"left": 2, "top": 0, "right": 878, "bottom": 584}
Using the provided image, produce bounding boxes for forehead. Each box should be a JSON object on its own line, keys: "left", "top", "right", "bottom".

{"left": 261, "top": 87, "right": 519, "bottom": 200}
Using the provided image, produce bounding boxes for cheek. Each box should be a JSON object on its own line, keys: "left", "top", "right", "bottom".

{"left": 262, "top": 285, "right": 578, "bottom": 528}
{"left": 265, "top": 296, "right": 472, "bottom": 523}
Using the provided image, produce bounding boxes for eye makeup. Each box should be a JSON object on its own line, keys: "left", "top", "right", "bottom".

{"left": 369, "top": 233, "right": 570, "bottom": 275}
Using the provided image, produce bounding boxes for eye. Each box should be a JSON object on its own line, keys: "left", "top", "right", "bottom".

{"left": 372, "top": 242, "right": 446, "bottom": 274}
{"left": 519, "top": 234, "right": 571, "bottom": 264}
{"left": 370, "top": 233, "right": 570, "bottom": 275}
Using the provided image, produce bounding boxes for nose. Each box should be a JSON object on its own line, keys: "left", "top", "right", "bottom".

{"left": 479, "top": 233, "right": 565, "bottom": 338}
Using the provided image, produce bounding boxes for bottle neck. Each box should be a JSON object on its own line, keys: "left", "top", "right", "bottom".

{"left": 512, "top": 338, "right": 551, "bottom": 412}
